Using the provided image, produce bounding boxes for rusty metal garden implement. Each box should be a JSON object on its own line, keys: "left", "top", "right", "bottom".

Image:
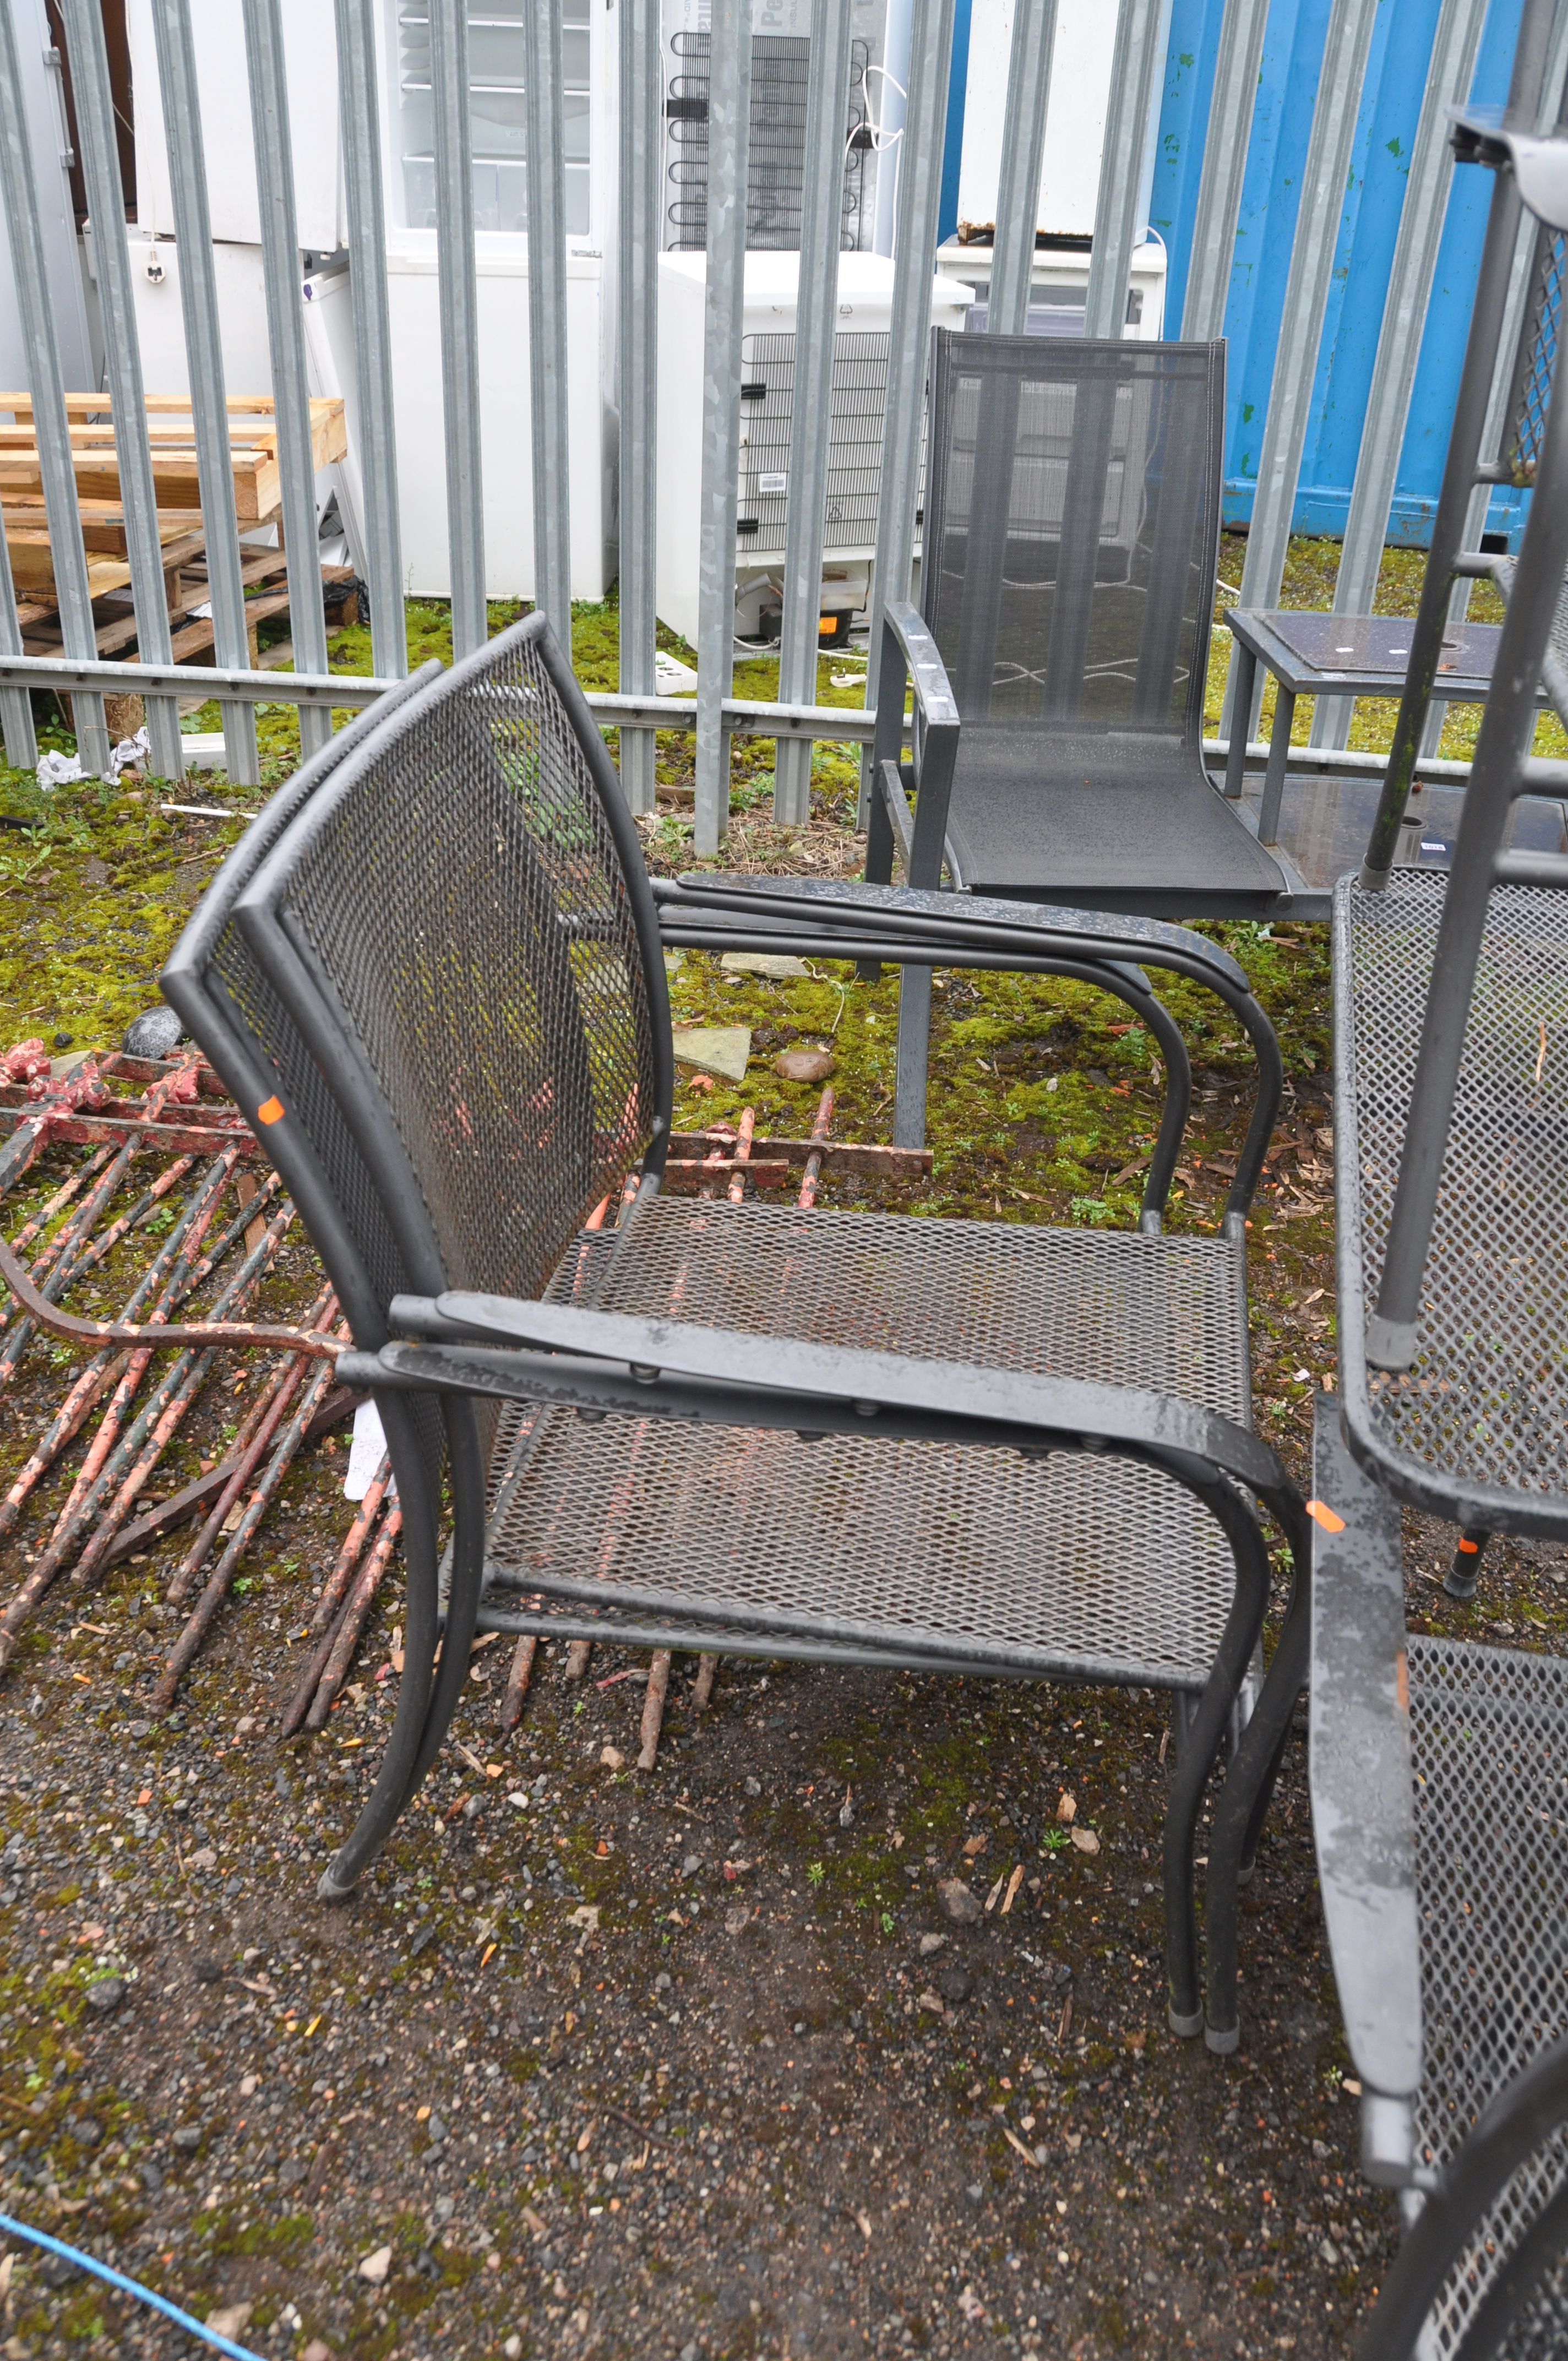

{"left": 164, "top": 1277, "right": 334, "bottom": 1603}
{"left": 69, "top": 1211, "right": 300, "bottom": 1597}
{"left": 153, "top": 1324, "right": 348, "bottom": 1712}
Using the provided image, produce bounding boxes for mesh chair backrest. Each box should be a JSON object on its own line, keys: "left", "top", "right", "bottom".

{"left": 923, "top": 334, "right": 1224, "bottom": 749}
{"left": 181, "top": 617, "right": 668, "bottom": 1348}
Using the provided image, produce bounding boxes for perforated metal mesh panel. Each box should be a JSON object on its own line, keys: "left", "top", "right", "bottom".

{"left": 665, "top": 33, "right": 869, "bottom": 252}
{"left": 1504, "top": 226, "right": 1566, "bottom": 489}
{"left": 274, "top": 634, "right": 658, "bottom": 1311}
{"left": 1408, "top": 1639, "right": 1568, "bottom": 2355}
{"left": 481, "top": 1197, "right": 1250, "bottom": 1683}
{"left": 923, "top": 336, "right": 1221, "bottom": 752}
{"left": 1340, "top": 871, "right": 1568, "bottom": 1508}
{"left": 737, "top": 330, "right": 904, "bottom": 558}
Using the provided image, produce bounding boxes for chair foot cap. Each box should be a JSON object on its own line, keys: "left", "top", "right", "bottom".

{"left": 1205, "top": 2022, "right": 1240, "bottom": 2056}
{"left": 316, "top": 1866, "right": 358, "bottom": 1903}
{"left": 1168, "top": 2005, "right": 1204, "bottom": 2038}
{"left": 1237, "top": 1858, "right": 1256, "bottom": 1887}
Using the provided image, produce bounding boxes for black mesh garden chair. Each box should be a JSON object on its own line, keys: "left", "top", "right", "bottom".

{"left": 1309, "top": 21, "right": 1568, "bottom": 2345}
{"left": 857, "top": 336, "right": 1288, "bottom": 1143}
{"left": 160, "top": 611, "right": 1310, "bottom": 2048}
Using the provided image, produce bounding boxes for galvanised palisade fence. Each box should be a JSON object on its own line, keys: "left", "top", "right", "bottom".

{"left": 0, "top": 0, "right": 1559, "bottom": 856}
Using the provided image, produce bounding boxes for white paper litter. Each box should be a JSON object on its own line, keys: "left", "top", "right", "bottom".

{"left": 344, "top": 1398, "right": 394, "bottom": 1499}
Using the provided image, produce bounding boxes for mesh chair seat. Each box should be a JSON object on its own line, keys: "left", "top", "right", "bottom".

{"left": 941, "top": 728, "right": 1288, "bottom": 915}
{"left": 1407, "top": 1638, "right": 1568, "bottom": 2355}
{"left": 476, "top": 1195, "right": 1250, "bottom": 1685}
{"left": 1336, "top": 869, "right": 1568, "bottom": 1519}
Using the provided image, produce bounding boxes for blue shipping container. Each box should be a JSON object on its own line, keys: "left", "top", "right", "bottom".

{"left": 1153, "top": 0, "right": 1527, "bottom": 546}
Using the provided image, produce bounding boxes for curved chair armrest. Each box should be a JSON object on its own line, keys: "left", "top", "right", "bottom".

{"left": 1309, "top": 1392, "right": 1423, "bottom": 2163}
{"left": 373, "top": 1290, "right": 1290, "bottom": 1505}
{"left": 881, "top": 600, "right": 959, "bottom": 731}
{"left": 656, "top": 874, "right": 1281, "bottom": 1219}
{"left": 657, "top": 873, "right": 1250, "bottom": 995}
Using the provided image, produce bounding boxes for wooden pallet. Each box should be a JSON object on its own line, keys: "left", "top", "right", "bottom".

{"left": 0, "top": 392, "right": 346, "bottom": 524}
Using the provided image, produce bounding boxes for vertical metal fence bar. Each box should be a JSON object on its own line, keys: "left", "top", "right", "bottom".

{"left": 525, "top": 0, "right": 572, "bottom": 651}
{"left": 693, "top": 6, "right": 752, "bottom": 856}
{"left": 1222, "top": 0, "right": 1380, "bottom": 741}
{"left": 149, "top": 0, "right": 260, "bottom": 785}
{"left": 1082, "top": 0, "right": 1165, "bottom": 341}
{"left": 0, "top": 505, "right": 36, "bottom": 771}
{"left": 1179, "top": 0, "right": 1269, "bottom": 342}
{"left": 863, "top": 0, "right": 957, "bottom": 713}
{"left": 989, "top": 0, "right": 1058, "bottom": 337}
{"left": 334, "top": 0, "right": 406, "bottom": 682}
{"left": 243, "top": 0, "right": 332, "bottom": 763}
{"left": 432, "top": 0, "right": 486, "bottom": 659}
{"left": 616, "top": 0, "right": 660, "bottom": 815}
{"left": 1310, "top": 0, "right": 1488, "bottom": 750}
{"left": 0, "top": 0, "right": 108, "bottom": 775}
{"left": 774, "top": 0, "right": 855, "bottom": 826}
{"left": 60, "top": 0, "right": 181, "bottom": 781}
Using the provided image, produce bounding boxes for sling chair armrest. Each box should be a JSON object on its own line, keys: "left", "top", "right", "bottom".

{"left": 880, "top": 599, "right": 960, "bottom": 733}
{"left": 372, "top": 1289, "right": 1287, "bottom": 1504}
{"left": 655, "top": 874, "right": 1250, "bottom": 997}
{"left": 1308, "top": 1392, "right": 1423, "bottom": 2180}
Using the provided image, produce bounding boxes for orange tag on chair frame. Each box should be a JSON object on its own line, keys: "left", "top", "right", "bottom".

{"left": 1305, "top": 1499, "right": 1346, "bottom": 1534}
{"left": 256, "top": 1095, "right": 285, "bottom": 1125}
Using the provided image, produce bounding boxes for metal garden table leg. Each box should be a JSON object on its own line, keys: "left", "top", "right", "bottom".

{"left": 1224, "top": 645, "right": 1257, "bottom": 799}
{"left": 1258, "top": 687, "right": 1295, "bottom": 845}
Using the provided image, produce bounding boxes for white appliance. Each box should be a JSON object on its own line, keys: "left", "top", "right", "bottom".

{"left": 378, "top": 0, "right": 611, "bottom": 602}
{"left": 126, "top": 0, "right": 345, "bottom": 253}
{"left": 655, "top": 249, "right": 973, "bottom": 647}
{"left": 933, "top": 236, "right": 1168, "bottom": 341}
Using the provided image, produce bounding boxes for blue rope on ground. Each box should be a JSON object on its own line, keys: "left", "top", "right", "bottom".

{"left": 0, "top": 2209, "right": 268, "bottom": 2360}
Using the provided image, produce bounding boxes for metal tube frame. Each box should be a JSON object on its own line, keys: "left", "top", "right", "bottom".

{"left": 431, "top": 0, "right": 486, "bottom": 659}
{"left": 333, "top": 0, "right": 407, "bottom": 682}
{"left": 0, "top": 0, "right": 108, "bottom": 774}
{"left": 693, "top": 3, "right": 752, "bottom": 855}
{"left": 1368, "top": 170, "right": 1568, "bottom": 1370}
{"left": 58, "top": 0, "right": 182, "bottom": 780}
{"left": 243, "top": 0, "right": 333, "bottom": 764}
{"left": 148, "top": 0, "right": 260, "bottom": 784}
{"left": 525, "top": 0, "right": 572, "bottom": 650}
{"left": 616, "top": 0, "right": 660, "bottom": 814}
{"left": 774, "top": 0, "right": 855, "bottom": 826}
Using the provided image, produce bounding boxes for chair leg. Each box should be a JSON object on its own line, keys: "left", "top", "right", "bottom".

{"left": 1202, "top": 1518, "right": 1313, "bottom": 2052}
{"left": 403, "top": 1401, "right": 491, "bottom": 1801}
{"left": 1163, "top": 1490, "right": 1272, "bottom": 2037}
{"left": 894, "top": 965, "right": 933, "bottom": 1149}
{"left": 318, "top": 1394, "right": 442, "bottom": 1900}
{"left": 1446, "top": 1528, "right": 1488, "bottom": 1599}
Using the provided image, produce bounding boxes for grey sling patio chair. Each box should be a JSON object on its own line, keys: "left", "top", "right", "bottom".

{"left": 158, "top": 612, "right": 1310, "bottom": 2049}
{"left": 1308, "top": 35, "right": 1568, "bottom": 2348}
{"left": 859, "top": 335, "right": 1289, "bottom": 1143}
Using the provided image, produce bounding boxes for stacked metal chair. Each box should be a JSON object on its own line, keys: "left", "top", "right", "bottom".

{"left": 1311, "top": 9, "right": 1568, "bottom": 2346}
{"left": 856, "top": 331, "right": 1292, "bottom": 1145}
{"left": 161, "top": 608, "right": 1311, "bottom": 2049}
